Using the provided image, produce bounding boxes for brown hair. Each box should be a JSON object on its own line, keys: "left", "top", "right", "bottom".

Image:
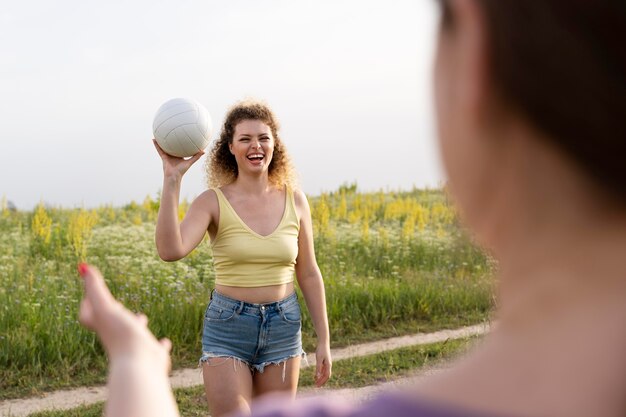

{"left": 205, "top": 99, "right": 298, "bottom": 189}
{"left": 439, "top": 0, "right": 626, "bottom": 202}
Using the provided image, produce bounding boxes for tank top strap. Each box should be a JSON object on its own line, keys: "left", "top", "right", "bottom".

{"left": 210, "top": 187, "right": 237, "bottom": 237}
{"left": 285, "top": 187, "right": 299, "bottom": 225}
{"left": 211, "top": 187, "right": 224, "bottom": 204}
{"left": 211, "top": 187, "right": 226, "bottom": 215}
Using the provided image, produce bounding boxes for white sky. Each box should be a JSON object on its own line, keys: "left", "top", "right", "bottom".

{"left": 0, "top": 0, "right": 443, "bottom": 210}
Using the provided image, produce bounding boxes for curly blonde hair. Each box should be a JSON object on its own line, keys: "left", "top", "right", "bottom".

{"left": 205, "top": 99, "right": 298, "bottom": 189}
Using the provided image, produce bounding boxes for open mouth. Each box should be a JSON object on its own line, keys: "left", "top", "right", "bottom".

{"left": 247, "top": 153, "right": 264, "bottom": 162}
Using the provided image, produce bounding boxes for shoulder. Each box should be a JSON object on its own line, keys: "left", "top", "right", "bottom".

{"left": 196, "top": 188, "right": 219, "bottom": 202}
{"left": 192, "top": 189, "right": 220, "bottom": 212}
{"left": 291, "top": 188, "right": 309, "bottom": 209}
{"left": 290, "top": 188, "right": 311, "bottom": 222}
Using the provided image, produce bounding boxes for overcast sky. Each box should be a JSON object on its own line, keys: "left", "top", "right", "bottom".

{"left": 0, "top": 0, "right": 442, "bottom": 210}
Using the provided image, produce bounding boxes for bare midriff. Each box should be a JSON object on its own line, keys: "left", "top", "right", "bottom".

{"left": 215, "top": 282, "right": 295, "bottom": 304}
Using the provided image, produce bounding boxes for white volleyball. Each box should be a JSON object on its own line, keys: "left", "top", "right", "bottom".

{"left": 152, "top": 98, "right": 212, "bottom": 158}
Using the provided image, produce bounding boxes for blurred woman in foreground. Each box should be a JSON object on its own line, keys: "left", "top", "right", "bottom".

{"left": 78, "top": 0, "right": 626, "bottom": 416}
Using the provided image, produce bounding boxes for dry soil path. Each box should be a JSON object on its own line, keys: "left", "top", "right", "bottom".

{"left": 0, "top": 323, "right": 489, "bottom": 417}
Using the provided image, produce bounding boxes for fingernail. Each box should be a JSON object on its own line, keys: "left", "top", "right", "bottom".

{"left": 78, "top": 263, "right": 89, "bottom": 276}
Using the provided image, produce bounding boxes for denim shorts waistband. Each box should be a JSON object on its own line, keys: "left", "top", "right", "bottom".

{"left": 210, "top": 290, "right": 298, "bottom": 314}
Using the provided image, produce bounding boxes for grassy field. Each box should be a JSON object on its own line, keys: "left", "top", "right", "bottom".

{"left": 0, "top": 185, "right": 495, "bottom": 400}
{"left": 29, "top": 337, "right": 478, "bottom": 417}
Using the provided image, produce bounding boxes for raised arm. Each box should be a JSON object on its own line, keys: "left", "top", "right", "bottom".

{"left": 293, "top": 190, "right": 332, "bottom": 387}
{"left": 153, "top": 140, "right": 214, "bottom": 261}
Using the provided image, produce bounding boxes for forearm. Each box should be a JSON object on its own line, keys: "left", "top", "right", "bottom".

{"left": 298, "top": 273, "right": 330, "bottom": 344}
{"left": 155, "top": 175, "right": 184, "bottom": 260}
{"left": 106, "top": 358, "right": 179, "bottom": 417}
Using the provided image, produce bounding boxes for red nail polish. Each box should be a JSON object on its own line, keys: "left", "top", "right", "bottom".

{"left": 78, "top": 263, "right": 89, "bottom": 276}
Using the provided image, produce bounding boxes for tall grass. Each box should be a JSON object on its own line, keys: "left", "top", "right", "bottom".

{"left": 0, "top": 185, "right": 495, "bottom": 399}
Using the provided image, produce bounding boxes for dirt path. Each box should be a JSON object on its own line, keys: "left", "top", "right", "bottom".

{"left": 0, "top": 323, "right": 489, "bottom": 417}
{"left": 297, "top": 363, "right": 452, "bottom": 402}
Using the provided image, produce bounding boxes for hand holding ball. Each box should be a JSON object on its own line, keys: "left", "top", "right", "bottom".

{"left": 152, "top": 98, "right": 212, "bottom": 158}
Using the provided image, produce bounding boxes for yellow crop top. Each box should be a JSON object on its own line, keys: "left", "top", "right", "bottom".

{"left": 210, "top": 188, "right": 300, "bottom": 287}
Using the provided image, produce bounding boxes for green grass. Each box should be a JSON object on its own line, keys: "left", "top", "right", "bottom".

{"left": 27, "top": 403, "right": 105, "bottom": 417}
{"left": 28, "top": 337, "right": 477, "bottom": 417}
{"left": 300, "top": 336, "right": 476, "bottom": 388}
{"left": 0, "top": 186, "right": 495, "bottom": 400}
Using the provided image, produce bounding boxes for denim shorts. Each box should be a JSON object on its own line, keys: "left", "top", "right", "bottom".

{"left": 200, "top": 290, "right": 305, "bottom": 373}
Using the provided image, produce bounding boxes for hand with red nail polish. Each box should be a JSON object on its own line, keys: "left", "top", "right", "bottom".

{"left": 78, "top": 264, "right": 179, "bottom": 417}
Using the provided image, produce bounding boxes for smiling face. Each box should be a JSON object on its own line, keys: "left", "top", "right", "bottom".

{"left": 229, "top": 119, "right": 275, "bottom": 176}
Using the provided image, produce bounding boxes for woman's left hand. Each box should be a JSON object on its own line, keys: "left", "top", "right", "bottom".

{"left": 314, "top": 342, "right": 332, "bottom": 387}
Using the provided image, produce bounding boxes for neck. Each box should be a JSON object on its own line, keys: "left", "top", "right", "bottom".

{"left": 497, "top": 213, "right": 626, "bottom": 322}
{"left": 478, "top": 129, "right": 626, "bottom": 324}
{"left": 232, "top": 173, "right": 273, "bottom": 195}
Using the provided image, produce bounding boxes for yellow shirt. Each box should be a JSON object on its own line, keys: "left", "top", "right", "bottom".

{"left": 211, "top": 188, "right": 300, "bottom": 287}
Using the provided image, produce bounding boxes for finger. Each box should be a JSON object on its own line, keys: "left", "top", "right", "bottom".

{"left": 159, "top": 337, "right": 172, "bottom": 353}
{"left": 78, "top": 298, "right": 96, "bottom": 330}
{"left": 315, "top": 372, "right": 329, "bottom": 387}
{"left": 316, "top": 375, "right": 329, "bottom": 387}
{"left": 152, "top": 139, "right": 166, "bottom": 156}
{"left": 315, "top": 360, "right": 324, "bottom": 381}
{"left": 316, "top": 363, "right": 331, "bottom": 387}
{"left": 160, "top": 338, "right": 173, "bottom": 374}
{"left": 136, "top": 313, "right": 149, "bottom": 327}
{"left": 187, "top": 150, "right": 205, "bottom": 165}
{"left": 78, "top": 263, "right": 115, "bottom": 311}
{"left": 315, "top": 358, "right": 331, "bottom": 378}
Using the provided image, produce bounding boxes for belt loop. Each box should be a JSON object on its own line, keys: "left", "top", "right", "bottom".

{"left": 236, "top": 300, "right": 245, "bottom": 314}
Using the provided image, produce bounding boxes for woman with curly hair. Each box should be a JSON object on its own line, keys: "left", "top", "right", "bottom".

{"left": 153, "top": 99, "right": 331, "bottom": 417}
